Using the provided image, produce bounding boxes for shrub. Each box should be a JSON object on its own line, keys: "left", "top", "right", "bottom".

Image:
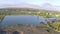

{"left": 52, "top": 21, "right": 60, "bottom": 32}
{"left": 39, "top": 22, "right": 47, "bottom": 27}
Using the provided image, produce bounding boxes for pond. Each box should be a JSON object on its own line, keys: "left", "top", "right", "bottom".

{"left": 0, "top": 15, "right": 51, "bottom": 26}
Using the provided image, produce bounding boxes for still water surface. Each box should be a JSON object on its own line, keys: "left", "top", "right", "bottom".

{"left": 0, "top": 15, "right": 48, "bottom": 26}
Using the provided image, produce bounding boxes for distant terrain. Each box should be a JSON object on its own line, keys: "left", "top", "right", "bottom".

{"left": 0, "top": 8, "right": 60, "bottom": 17}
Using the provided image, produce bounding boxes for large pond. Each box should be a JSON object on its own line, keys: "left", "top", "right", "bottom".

{"left": 0, "top": 15, "right": 57, "bottom": 26}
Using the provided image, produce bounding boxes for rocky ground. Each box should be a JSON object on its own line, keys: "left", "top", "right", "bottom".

{"left": 0, "top": 26, "right": 60, "bottom": 34}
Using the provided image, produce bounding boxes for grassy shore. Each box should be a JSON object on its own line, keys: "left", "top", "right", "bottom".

{"left": 0, "top": 15, "right": 4, "bottom": 21}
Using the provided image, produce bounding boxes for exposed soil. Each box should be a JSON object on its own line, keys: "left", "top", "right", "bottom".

{"left": 0, "top": 26, "right": 60, "bottom": 34}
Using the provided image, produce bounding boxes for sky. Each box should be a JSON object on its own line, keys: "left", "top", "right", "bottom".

{"left": 0, "top": 0, "right": 60, "bottom": 6}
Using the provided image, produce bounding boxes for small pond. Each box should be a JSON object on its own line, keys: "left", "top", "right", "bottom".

{"left": 0, "top": 15, "right": 57, "bottom": 26}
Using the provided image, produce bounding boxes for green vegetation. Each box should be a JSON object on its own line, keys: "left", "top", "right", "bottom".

{"left": 0, "top": 15, "right": 5, "bottom": 23}
{"left": 52, "top": 21, "right": 60, "bottom": 32}
{"left": 0, "top": 8, "right": 60, "bottom": 20}
{"left": 0, "top": 9, "right": 60, "bottom": 17}
{"left": 0, "top": 15, "right": 3, "bottom": 20}
{"left": 0, "top": 24, "right": 34, "bottom": 29}
{"left": 0, "top": 24, "right": 23, "bottom": 28}
{"left": 0, "top": 8, "right": 60, "bottom": 33}
{"left": 39, "top": 21, "right": 60, "bottom": 33}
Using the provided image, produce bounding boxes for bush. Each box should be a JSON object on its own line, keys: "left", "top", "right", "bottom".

{"left": 39, "top": 22, "right": 47, "bottom": 27}
{"left": 52, "top": 21, "right": 60, "bottom": 32}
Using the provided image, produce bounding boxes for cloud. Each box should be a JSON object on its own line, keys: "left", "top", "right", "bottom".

{"left": 0, "top": 0, "right": 60, "bottom": 6}
{"left": 47, "top": 0, "right": 60, "bottom": 6}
